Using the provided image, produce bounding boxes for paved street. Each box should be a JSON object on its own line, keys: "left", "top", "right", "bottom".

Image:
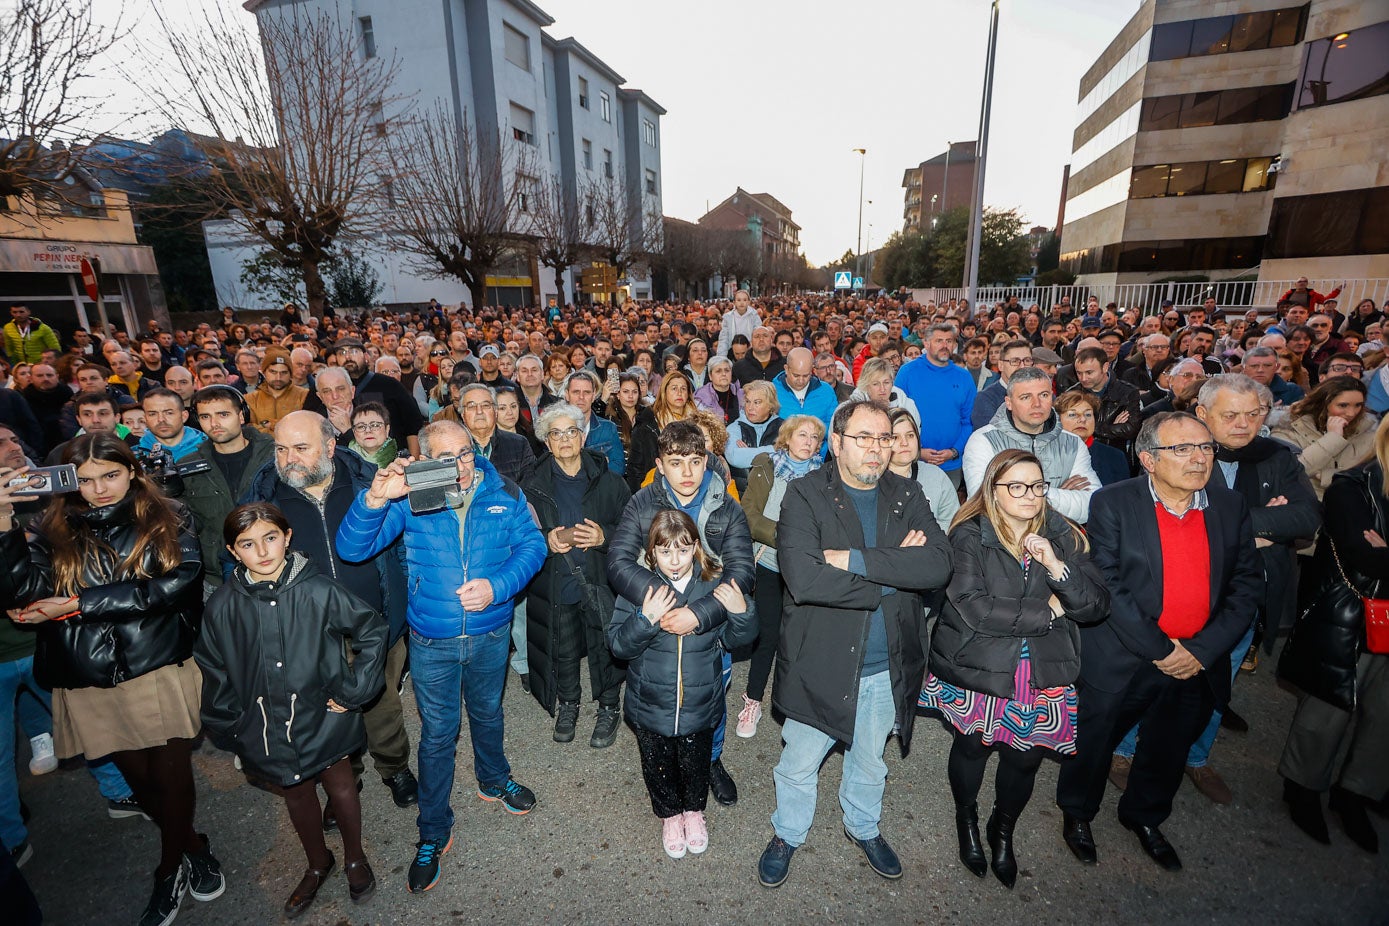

{"left": 18, "top": 657, "right": 1389, "bottom": 925}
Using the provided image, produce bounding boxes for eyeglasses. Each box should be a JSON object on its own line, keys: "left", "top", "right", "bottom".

{"left": 1326, "top": 363, "right": 1361, "bottom": 374}
{"left": 1150, "top": 442, "right": 1217, "bottom": 457}
{"left": 462, "top": 402, "right": 495, "bottom": 412}
{"left": 547, "top": 427, "right": 582, "bottom": 441}
{"left": 841, "top": 432, "right": 893, "bottom": 449}
{"left": 430, "top": 450, "right": 474, "bottom": 463}
{"left": 995, "top": 481, "right": 1048, "bottom": 498}
{"left": 430, "top": 350, "right": 448, "bottom": 357}
{"left": 352, "top": 421, "right": 385, "bottom": 433}
{"left": 1213, "top": 408, "right": 1269, "bottom": 423}
{"left": 1000, "top": 356, "right": 1033, "bottom": 367}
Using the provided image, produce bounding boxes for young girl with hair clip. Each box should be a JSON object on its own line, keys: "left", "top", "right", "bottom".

{"left": 607, "top": 509, "right": 755, "bottom": 860}
{"left": 198, "top": 502, "right": 388, "bottom": 917}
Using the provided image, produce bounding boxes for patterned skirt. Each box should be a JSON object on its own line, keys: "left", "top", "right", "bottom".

{"left": 918, "top": 647, "right": 1077, "bottom": 755}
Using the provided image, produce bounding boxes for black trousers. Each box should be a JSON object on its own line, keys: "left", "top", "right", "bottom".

{"left": 632, "top": 726, "right": 713, "bottom": 819}
{"left": 947, "top": 730, "right": 1046, "bottom": 819}
{"left": 1056, "top": 663, "right": 1215, "bottom": 827}
{"left": 555, "top": 600, "right": 620, "bottom": 707}
{"left": 745, "top": 565, "right": 784, "bottom": 701}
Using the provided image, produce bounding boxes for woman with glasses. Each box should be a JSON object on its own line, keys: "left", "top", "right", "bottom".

{"left": 919, "top": 448, "right": 1108, "bottom": 889}
{"left": 520, "top": 403, "right": 632, "bottom": 747}
{"left": 1273, "top": 376, "right": 1377, "bottom": 500}
{"left": 348, "top": 403, "right": 398, "bottom": 468}
{"left": 1055, "top": 391, "right": 1130, "bottom": 486}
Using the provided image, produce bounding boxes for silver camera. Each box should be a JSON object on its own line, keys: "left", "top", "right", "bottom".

{"left": 404, "top": 457, "right": 462, "bottom": 514}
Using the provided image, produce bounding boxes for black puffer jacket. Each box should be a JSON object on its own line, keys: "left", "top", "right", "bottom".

{"left": 196, "top": 553, "right": 386, "bottom": 787}
{"left": 608, "top": 575, "right": 756, "bottom": 735}
{"left": 611, "top": 406, "right": 659, "bottom": 495}
{"left": 522, "top": 450, "right": 631, "bottom": 715}
{"left": 929, "top": 512, "right": 1110, "bottom": 699}
{"left": 0, "top": 496, "right": 203, "bottom": 690}
{"left": 1278, "top": 463, "right": 1389, "bottom": 711}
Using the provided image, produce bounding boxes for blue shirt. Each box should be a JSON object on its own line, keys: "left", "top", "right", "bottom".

{"left": 845, "top": 484, "right": 891, "bottom": 677}
{"left": 894, "top": 357, "right": 976, "bottom": 471}
{"left": 138, "top": 427, "right": 206, "bottom": 460}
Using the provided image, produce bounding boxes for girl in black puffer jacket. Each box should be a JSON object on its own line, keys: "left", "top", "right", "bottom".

{"left": 198, "top": 503, "right": 387, "bottom": 917}
{"left": 607, "top": 510, "right": 755, "bottom": 861}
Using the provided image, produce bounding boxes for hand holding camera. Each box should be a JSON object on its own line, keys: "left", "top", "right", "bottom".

{"left": 365, "top": 457, "right": 414, "bottom": 509}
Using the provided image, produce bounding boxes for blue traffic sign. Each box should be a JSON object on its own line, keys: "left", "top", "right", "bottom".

{"left": 834, "top": 271, "right": 852, "bottom": 289}
{"left": 853, "top": 276, "right": 864, "bottom": 289}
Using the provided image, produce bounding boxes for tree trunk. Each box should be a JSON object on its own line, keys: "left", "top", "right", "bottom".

{"left": 302, "top": 258, "right": 327, "bottom": 317}
{"left": 467, "top": 277, "right": 486, "bottom": 311}
{"left": 553, "top": 265, "right": 567, "bottom": 307}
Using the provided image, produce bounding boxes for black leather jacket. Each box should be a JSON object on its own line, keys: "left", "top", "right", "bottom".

{"left": 0, "top": 496, "right": 204, "bottom": 689}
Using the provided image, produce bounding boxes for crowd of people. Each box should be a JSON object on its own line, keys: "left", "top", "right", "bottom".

{"left": 0, "top": 280, "right": 1386, "bottom": 923}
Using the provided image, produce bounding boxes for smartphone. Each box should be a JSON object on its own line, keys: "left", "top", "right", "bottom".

{"left": 555, "top": 526, "right": 578, "bottom": 545}
{"left": 6, "top": 464, "right": 79, "bottom": 496}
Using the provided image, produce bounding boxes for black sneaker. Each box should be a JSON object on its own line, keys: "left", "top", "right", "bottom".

{"left": 139, "top": 864, "right": 188, "bottom": 926}
{"left": 384, "top": 768, "right": 419, "bottom": 808}
{"left": 108, "top": 796, "right": 151, "bottom": 820}
{"left": 477, "top": 778, "right": 536, "bottom": 814}
{"left": 590, "top": 706, "right": 621, "bottom": 748}
{"left": 553, "top": 702, "right": 580, "bottom": 743}
{"left": 519, "top": 673, "right": 531, "bottom": 694}
{"left": 184, "top": 834, "right": 226, "bottom": 902}
{"left": 10, "top": 839, "right": 32, "bottom": 868}
{"left": 407, "top": 835, "right": 453, "bottom": 893}
{"left": 709, "top": 758, "right": 738, "bottom": 806}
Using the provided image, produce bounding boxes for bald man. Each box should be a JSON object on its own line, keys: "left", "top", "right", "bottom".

{"left": 773, "top": 347, "right": 837, "bottom": 435}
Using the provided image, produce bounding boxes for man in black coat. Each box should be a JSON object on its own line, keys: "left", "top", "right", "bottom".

{"left": 757, "top": 399, "right": 953, "bottom": 889}
{"left": 1068, "top": 347, "right": 1141, "bottom": 456}
{"left": 240, "top": 410, "right": 418, "bottom": 817}
{"left": 1055, "top": 412, "right": 1263, "bottom": 872}
{"left": 456, "top": 383, "right": 535, "bottom": 484}
{"left": 607, "top": 420, "right": 754, "bottom": 807}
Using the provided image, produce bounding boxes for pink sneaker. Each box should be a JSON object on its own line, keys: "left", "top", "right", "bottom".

{"left": 662, "top": 815, "right": 687, "bottom": 859}
{"left": 735, "top": 695, "right": 763, "bottom": 738}
{"left": 682, "top": 811, "right": 708, "bottom": 854}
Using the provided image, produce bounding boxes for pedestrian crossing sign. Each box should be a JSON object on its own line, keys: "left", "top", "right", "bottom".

{"left": 834, "top": 271, "right": 852, "bottom": 289}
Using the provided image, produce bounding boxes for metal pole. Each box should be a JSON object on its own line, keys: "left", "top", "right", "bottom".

{"left": 965, "top": 0, "right": 1000, "bottom": 308}
{"left": 854, "top": 148, "right": 866, "bottom": 290}
{"left": 941, "top": 142, "right": 951, "bottom": 216}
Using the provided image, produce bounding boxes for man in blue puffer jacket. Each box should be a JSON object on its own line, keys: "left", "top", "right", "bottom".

{"left": 336, "top": 419, "right": 546, "bottom": 895}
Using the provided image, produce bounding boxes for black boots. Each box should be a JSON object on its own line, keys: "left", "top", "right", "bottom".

{"left": 1330, "top": 785, "right": 1380, "bottom": 854}
{"left": 553, "top": 702, "right": 580, "bottom": 743}
{"left": 1283, "top": 778, "right": 1330, "bottom": 845}
{"left": 955, "top": 804, "right": 987, "bottom": 877}
{"left": 986, "top": 809, "right": 1018, "bottom": 889}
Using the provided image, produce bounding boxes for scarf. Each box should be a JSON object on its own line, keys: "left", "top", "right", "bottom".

{"left": 771, "top": 449, "right": 818, "bottom": 482}
{"left": 1215, "top": 436, "right": 1280, "bottom": 508}
{"left": 350, "top": 437, "right": 398, "bottom": 469}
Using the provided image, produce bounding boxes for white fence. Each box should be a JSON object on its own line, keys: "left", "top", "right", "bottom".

{"left": 910, "top": 279, "right": 1389, "bottom": 318}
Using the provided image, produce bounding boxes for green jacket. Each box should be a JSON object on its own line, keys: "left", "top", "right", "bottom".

{"left": 3, "top": 319, "right": 60, "bottom": 364}
{"left": 176, "top": 428, "right": 275, "bottom": 585}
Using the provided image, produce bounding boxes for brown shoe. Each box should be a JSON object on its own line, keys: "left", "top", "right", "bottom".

{"left": 1186, "top": 764, "right": 1233, "bottom": 804}
{"left": 284, "top": 853, "right": 335, "bottom": 919}
{"left": 1108, "top": 755, "right": 1132, "bottom": 792}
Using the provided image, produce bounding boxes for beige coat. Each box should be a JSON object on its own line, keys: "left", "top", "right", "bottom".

{"left": 1272, "top": 413, "right": 1378, "bottom": 499}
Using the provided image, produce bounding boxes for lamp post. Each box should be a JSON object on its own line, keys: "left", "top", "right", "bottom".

{"left": 965, "top": 0, "right": 1000, "bottom": 307}
{"left": 853, "top": 147, "right": 866, "bottom": 290}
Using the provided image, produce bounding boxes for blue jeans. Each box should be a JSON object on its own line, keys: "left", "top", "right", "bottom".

{"left": 409, "top": 625, "right": 512, "bottom": 842}
{"left": 711, "top": 650, "right": 732, "bottom": 761}
{"left": 1114, "top": 622, "right": 1256, "bottom": 767}
{"left": 770, "top": 670, "right": 896, "bottom": 845}
{"left": 509, "top": 600, "right": 529, "bottom": 676}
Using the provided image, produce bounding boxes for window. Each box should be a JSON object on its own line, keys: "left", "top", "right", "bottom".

{"left": 1243, "top": 157, "right": 1275, "bottom": 193}
{"left": 1204, "top": 159, "right": 1245, "bottom": 194}
{"left": 359, "top": 16, "right": 376, "bottom": 59}
{"left": 1179, "top": 91, "right": 1220, "bottom": 128}
{"left": 599, "top": 90, "right": 611, "bottom": 123}
{"left": 585, "top": 201, "right": 595, "bottom": 225}
{"left": 1267, "top": 186, "right": 1389, "bottom": 258}
{"left": 582, "top": 139, "right": 592, "bottom": 170}
{"left": 1149, "top": 5, "right": 1305, "bottom": 61}
{"left": 1296, "top": 19, "right": 1389, "bottom": 111}
{"left": 642, "top": 119, "right": 656, "bottom": 147}
{"left": 503, "top": 22, "right": 530, "bottom": 71}
{"left": 645, "top": 168, "right": 657, "bottom": 195}
{"left": 1129, "top": 164, "right": 1171, "bottom": 198}
{"left": 510, "top": 103, "right": 536, "bottom": 145}
{"left": 603, "top": 148, "right": 612, "bottom": 179}
{"left": 578, "top": 77, "right": 589, "bottom": 110}
{"left": 1113, "top": 236, "right": 1264, "bottom": 273}
{"left": 1139, "top": 95, "right": 1182, "bottom": 131}
{"left": 380, "top": 175, "right": 395, "bottom": 207}
{"left": 1138, "top": 84, "right": 1293, "bottom": 131}
{"left": 1127, "top": 156, "right": 1278, "bottom": 200}
{"left": 516, "top": 174, "right": 536, "bottom": 213}
{"left": 1165, "top": 162, "right": 1207, "bottom": 196}
{"left": 369, "top": 101, "right": 387, "bottom": 137}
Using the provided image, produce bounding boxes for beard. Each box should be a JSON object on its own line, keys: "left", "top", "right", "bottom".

{"left": 278, "top": 455, "right": 333, "bottom": 490}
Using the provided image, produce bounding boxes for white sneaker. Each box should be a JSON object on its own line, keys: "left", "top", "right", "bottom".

{"left": 28, "top": 734, "right": 57, "bottom": 775}
{"left": 735, "top": 695, "right": 762, "bottom": 738}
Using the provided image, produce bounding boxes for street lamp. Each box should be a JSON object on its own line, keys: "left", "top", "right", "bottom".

{"left": 853, "top": 147, "right": 866, "bottom": 290}
{"left": 965, "top": 0, "right": 1000, "bottom": 306}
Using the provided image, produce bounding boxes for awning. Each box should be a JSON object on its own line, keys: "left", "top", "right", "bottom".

{"left": 0, "top": 238, "right": 159, "bottom": 275}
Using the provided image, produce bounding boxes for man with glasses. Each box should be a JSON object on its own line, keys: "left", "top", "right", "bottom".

{"left": 812, "top": 350, "right": 853, "bottom": 402}
{"left": 1056, "top": 411, "right": 1263, "bottom": 872}
{"left": 963, "top": 367, "right": 1098, "bottom": 523}
{"left": 1139, "top": 358, "right": 1208, "bottom": 421}
{"left": 1121, "top": 334, "right": 1171, "bottom": 398}
{"left": 971, "top": 339, "right": 1034, "bottom": 428}
{"left": 338, "top": 419, "right": 545, "bottom": 894}
{"left": 455, "top": 382, "right": 535, "bottom": 484}
{"left": 757, "top": 399, "right": 952, "bottom": 888}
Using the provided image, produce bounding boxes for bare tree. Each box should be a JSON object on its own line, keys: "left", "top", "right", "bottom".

{"left": 524, "top": 173, "right": 589, "bottom": 307}
{"left": 383, "top": 102, "right": 535, "bottom": 310}
{"left": 584, "top": 173, "right": 660, "bottom": 295}
{"left": 711, "top": 227, "right": 759, "bottom": 293}
{"left": 0, "top": 0, "right": 124, "bottom": 209}
{"left": 656, "top": 218, "right": 717, "bottom": 300}
{"left": 148, "top": 5, "right": 399, "bottom": 315}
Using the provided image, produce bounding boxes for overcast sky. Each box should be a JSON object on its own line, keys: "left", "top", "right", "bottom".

{"left": 101, "top": 0, "right": 1140, "bottom": 265}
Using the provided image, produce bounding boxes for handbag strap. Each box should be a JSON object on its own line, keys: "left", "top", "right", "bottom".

{"left": 1329, "top": 536, "right": 1374, "bottom": 599}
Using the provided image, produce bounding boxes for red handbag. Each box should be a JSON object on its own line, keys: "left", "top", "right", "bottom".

{"left": 1330, "top": 539, "right": 1389, "bottom": 655}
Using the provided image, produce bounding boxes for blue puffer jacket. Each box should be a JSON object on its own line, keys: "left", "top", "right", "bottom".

{"left": 334, "top": 457, "right": 546, "bottom": 638}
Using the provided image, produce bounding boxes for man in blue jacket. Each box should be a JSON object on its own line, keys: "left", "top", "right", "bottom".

{"left": 894, "top": 322, "right": 976, "bottom": 488}
{"left": 336, "top": 419, "right": 546, "bottom": 895}
{"left": 773, "top": 348, "right": 837, "bottom": 437}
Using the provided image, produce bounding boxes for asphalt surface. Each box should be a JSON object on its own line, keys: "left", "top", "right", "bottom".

{"left": 16, "top": 656, "right": 1389, "bottom": 925}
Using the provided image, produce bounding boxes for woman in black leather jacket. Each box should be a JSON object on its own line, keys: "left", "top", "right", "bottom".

{"left": 0, "top": 433, "right": 222, "bottom": 925}
{"left": 199, "top": 502, "right": 387, "bottom": 915}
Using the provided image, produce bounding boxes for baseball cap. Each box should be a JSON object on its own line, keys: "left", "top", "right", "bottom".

{"left": 1080, "top": 316, "right": 1102, "bottom": 330}
{"left": 867, "top": 323, "right": 890, "bottom": 336}
{"left": 479, "top": 344, "right": 501, "bottom": 358}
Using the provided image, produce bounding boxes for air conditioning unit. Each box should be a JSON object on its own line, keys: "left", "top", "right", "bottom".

{"left": 1267, "top": 155, "right": 1286, "bottom": 175}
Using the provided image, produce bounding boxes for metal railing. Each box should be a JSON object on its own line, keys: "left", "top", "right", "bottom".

{"left": 909, "top": 279, "right": 1389, "bottom": 317}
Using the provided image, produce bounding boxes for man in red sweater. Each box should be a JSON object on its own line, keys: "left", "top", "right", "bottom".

{"left": 1055, "top": 412, "right": 1264, "bottom": 872}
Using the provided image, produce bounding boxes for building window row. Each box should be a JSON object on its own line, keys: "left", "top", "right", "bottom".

{"left": 1150, "top": 6, "right": 1306, "bottom": 62}
{"left": 1129, "top": 156, "right": 1277, "bottom": 199}
{"left": 1076, "top": 27, "right": 1152, "bottom": 126}
{"left": 642, "top": 118, "right": 656, "bottom": 147}
{"left": 1296, "top": 19, "right": 1389, "bottom": 111}
{"left": 1071, "top": 99, "right": 1140, "bottom": 175}
{"left": 1267, "top": 185, "right": 1389, "bottom": 259}
{"left": 1139, "top": 83, "right": 1292, "bottom": 131}
{"left": 1064, "top": 168, "right": 1131, "bottom": 224}
{"left": 1061, "top": 236, "right": 1264, "bottom": 275}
